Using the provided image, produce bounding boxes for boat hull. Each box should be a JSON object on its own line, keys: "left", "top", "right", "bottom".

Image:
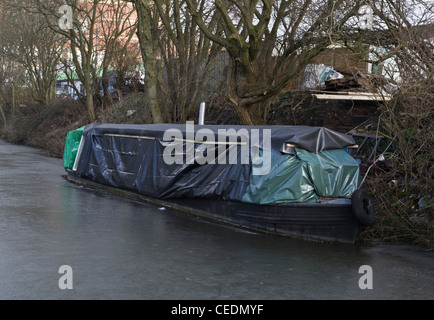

{"left": 66, "top": 170, "right": 359, "bottom": 244}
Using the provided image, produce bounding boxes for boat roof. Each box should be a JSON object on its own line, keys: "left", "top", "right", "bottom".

{"left": 83, "top": 123, "right": 356, "bottom": 154}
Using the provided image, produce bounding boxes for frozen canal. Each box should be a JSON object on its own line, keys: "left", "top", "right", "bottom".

{"left": 0, "top": 140, "right": 433, "bottom": 300}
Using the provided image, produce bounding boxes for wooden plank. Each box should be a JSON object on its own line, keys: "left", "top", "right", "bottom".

{"left": 312, "top": 93, "right": 391, "bottom": 101}
{"left": 310, "top": 90, "right": 390, "bottom": 96}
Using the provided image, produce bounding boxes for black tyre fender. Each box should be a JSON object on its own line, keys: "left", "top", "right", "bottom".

{"left": 351, "top": 189, "right": 375, "bottom": 226}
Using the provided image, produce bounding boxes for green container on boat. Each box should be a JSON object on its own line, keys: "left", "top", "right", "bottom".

{"left": 63, "top": 126, "right": 85, "bottom": 171}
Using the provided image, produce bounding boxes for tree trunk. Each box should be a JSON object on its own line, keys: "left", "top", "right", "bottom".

{"left": 231, "top": 103, "right": 258, "bottom": 126}
{"left": 101, "top": 69, "right": 110, "bottom": 110}
{"left": 228, "top": 59, "right": 267, "bottom": 125}
{"left": 136, "top": 0, "right": 164, "bottom": 123}
{"left": 85, "top": 80, "right": 96, "bottom": 122}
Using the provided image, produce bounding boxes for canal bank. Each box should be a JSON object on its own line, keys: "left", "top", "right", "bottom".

{"left": 2, "top": 98, "right": 433, "bottom": 248}
{"left": 0, "top": 140, "right": 433, "bottom": 299}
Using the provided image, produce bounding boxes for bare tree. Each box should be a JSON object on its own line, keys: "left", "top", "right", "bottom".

{"left": 0, "top": 2, "right": 65, "bottom": 106}
{"left": 95, "top": 0, "right": 138, "bottom": 108}
{"left": 131, "top": 0, "right": 164, "bottom": 123}
{"left": 341, "top": 1, "right": 434, "bottom": 246}
{"left": 363, "top": 0, "right": 433, "bottom": 185}
{"left": 154, "top": 0, "right": 223, "bottom": 123}
{"left": 28, "top": 0, "right": 137, "bottom": 122}
{"left": 111, "top": 40, "right": 143, "bottom": 95}
{"left": 33, "top": 0, "right": 99, "bottom": 122}
{"left": 339, "top": 0, "right": 433, "bottom": 83}
{"left": 0, "top": 5, "right": 25, "bottom": 120}
{"left": 369, "top": 0, "right": 433, "bottom": 81}
{"left": 185, "top": 0, "right": 361, "bottom": 125}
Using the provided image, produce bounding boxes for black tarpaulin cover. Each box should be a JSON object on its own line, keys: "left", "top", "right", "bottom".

{"left": 80, "top": 123, "right": 355, "bottom": 153}
{"left": 75, "top": 123, "right": 357, "bottom": 202}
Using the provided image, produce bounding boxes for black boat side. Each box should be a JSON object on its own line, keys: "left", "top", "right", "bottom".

{"left": 66, "top": 170, "right": 359, "bottom": 243}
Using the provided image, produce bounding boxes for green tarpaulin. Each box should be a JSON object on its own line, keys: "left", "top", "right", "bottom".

{"left": 63, "top": 126, "right": 85, "bottom": 171}
{"left": 295, "top": 148, "right": 361, "bottom": 198}
{"left": 242, "top": 150, "right": 318, "bottom": 205}
{"left": 242, "top": 148, "right": 360, "bottom": 205}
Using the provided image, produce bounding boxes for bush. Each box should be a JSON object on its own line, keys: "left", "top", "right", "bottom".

{"left": 360, "top": 79, "right": 434, "bottom": 248}
{"left": 0, "top": 97, "right": 89, "bottom": 157}
{"left": 101, "top": 92, "right": 153, "bottom": 124}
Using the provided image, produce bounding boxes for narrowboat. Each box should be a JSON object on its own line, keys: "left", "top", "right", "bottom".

{"left": 63, "top": 122, "right": 375, "bottom": 243}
